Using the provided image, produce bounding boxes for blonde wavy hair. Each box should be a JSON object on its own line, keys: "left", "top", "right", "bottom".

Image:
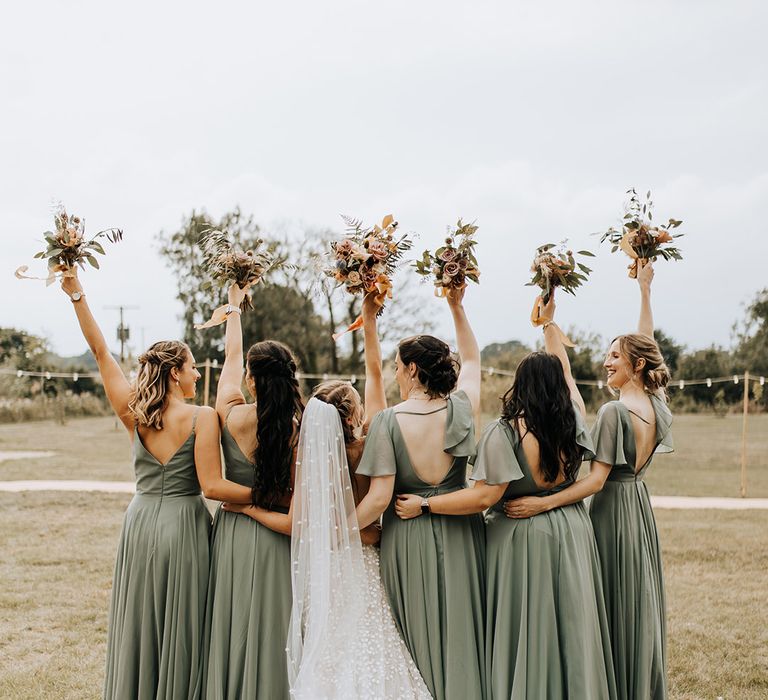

{"left": 129, "top": 340, "right": 190, "bottom": 429}
{"left": 614, "top": 333, "right": 671, "bottom": 398}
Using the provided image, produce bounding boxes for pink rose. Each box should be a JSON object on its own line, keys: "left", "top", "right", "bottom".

{"left": 367, "top": 239, "right": 389, "bottom": 261}
{"left": 444, "top": 261, "right": 460, "bottom": 277}
{"left": 335, "top": 239, "right": 355, "bottom": 257}
{"left": 440, "top": 248, "right": 457, "bottom": 262}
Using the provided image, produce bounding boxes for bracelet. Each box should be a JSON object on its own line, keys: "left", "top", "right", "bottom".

{"left": 542, "top": 321, "right": 554, "bottom": 330}
{"left": 225, "top": 304, "right": 242, "bottom": 316}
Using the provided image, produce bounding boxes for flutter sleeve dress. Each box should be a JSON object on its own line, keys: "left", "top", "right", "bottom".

{"left": 589, "top": 394, "right": 673, "bottom": 700}
{"left": 474, "top": 404, "right": 617, "bottom": 699}
{"left": 357, "top": 390, "right": 486, "bottom": 700}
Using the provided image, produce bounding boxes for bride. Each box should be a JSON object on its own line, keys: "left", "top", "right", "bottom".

{"left": 224, "top": 293, "right": 431, "bottom": 699}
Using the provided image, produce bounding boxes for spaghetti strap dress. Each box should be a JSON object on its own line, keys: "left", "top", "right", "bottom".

{"left": 104, "top": 409, "right": 212, "bottom": 700}
{"left": 197, "top": 412, "right": 292, "bottom": 700}
{"left": 589, "top": 394, "right": 674, "bottom": 700}
{"left": 472, "top": 403, "right": 617, "bottom": 699}
{"left": 357, "top": 390, "right": 486, "bottom": 700}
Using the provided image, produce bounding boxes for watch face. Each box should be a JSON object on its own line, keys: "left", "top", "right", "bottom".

{"left": 71, "top": 292, "right": 82, "bottom": 301}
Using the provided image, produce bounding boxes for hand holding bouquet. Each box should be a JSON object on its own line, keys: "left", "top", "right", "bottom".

{"left": 527, "top": 242, "right": 593, "bottom": 302}
{"left": 527, "top": 242, "right": 594, "bottom": 347}
{"left": 195, "top": 230, "right": 274, "bottom": 329}
{"left": 15, "top": 203, "right": 123, "bottom": 285}
{"left": 327, "top": 214, "right": 412, "bottom": 340}
{"left": 600, "top": 188, "right": 683, "bottom": 278}
{"left": 413, "top": 219, "right": 480, "bottom": 296}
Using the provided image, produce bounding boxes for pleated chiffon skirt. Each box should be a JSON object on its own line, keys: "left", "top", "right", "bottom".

{"left": 104, "top": 493, "right": 211, "bottom": 699}
{"left": 484, "top": 502, "right": 616, "bottom": 700}
{"left": 590, "top": 479, "right": 667, "bottom": 700}
{"left": 198, "top": 506, "right": 292, "bottom": 700}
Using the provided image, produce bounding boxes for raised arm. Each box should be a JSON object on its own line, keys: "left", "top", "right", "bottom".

{"left": 61, "top": 272, "right": 133, "bottom": 430}
{"left": 215, "top": 283, "right": 250, "bottom": 420}
{"left": 194, "top": 407, "right": 254, "bottom": 503}
{"left": 447, "top": 286, "right": 481, "bottom": 418}
{"left": 362, "top": 292, "right": 387, "bottom": 425}
{"left": 540, "top": 291, "right": 586, "bottom": 417}
{"left": 636, "top": 260, "right": 654, "bottom": 338}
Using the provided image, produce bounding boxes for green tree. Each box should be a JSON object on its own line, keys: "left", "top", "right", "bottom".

{"left": 653, "top": 328, "right": 684, "bottom": 375}
{"left": 157, "top": 209, "right": 330, "bottom": 373}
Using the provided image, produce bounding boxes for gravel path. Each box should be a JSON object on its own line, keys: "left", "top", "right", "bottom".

{"left": 1, "top": 479, "right": 767, "bottom": 508}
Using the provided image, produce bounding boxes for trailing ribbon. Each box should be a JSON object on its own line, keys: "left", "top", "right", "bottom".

{"left": 332, "top": 275, "right": 392, "bottom": 341}
{"left": 530, "top": 295, "right": 575, "bottom": 348}
{"left": 15, "top": 264, "right": 74, "bottom": 286}
{"left": 194, "top": 304, "right": 233, "bottom": 330}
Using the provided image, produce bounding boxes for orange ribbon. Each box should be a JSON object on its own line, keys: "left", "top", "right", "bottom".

{"left": 530, "top": 295, "right": 575, "bottom": 348}
{"left": 332, "top": 275, "right": 392, "bottom": 342}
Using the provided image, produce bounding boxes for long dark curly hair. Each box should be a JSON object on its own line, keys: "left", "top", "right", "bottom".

{"left": 501, "top": 352, "right": 581, "bottom": 484}
{"left": 247, "top": 340, "right": 304, "bottom": 509}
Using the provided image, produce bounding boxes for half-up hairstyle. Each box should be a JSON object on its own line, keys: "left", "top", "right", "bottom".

{"left": 501, "top": 352, "right": 582, "bottom": 484}
{"left": 615, "top": 333, "right": 671, "bottom": 398}
{"left": 248, "top": 340, "right": 304, "bottom": 509}
{"left": 397, "top": 335, "right": 459, "bottom": 399}
{"left": 129, "top": 340, "right": 190, "bottom": 430}
{"left": 312, "top": 380, "right": 361, "bottom": 446}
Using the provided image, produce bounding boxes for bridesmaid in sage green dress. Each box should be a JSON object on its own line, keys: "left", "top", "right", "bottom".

{"left": 354, "top": 285, "right": 485, "bottom": 700}
{"left": 60, "top": 272, "right": 253, "bottom": 700}
{"left": 397, "top": 290, "right": 616, "bottom": 699}
{"left": 506, "top": 261, "right": 672, "bottom": 699}
{"left": 198, "top": 283, "right": 304, "bottom": 699}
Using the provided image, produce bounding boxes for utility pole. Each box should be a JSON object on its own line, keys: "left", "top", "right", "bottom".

{"left": 105, "top": 305, "right": 139, "bottom": 363}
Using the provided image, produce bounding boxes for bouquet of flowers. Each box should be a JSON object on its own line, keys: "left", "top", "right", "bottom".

{"left": 527, "top": 242, "right": 594, "bottom": 302}
{"left": 15, "top": 203, "right": 123, "bottom": 285}
{"left": 600, "top": 188, "right": 684, "bottom": 277}
{"left": 326, "top": 214, "right": 412, "bottom": 339}
{"left": 527, "top": 242, "right": 594, "bottom": 347}
{"left": 195, "top": 230, "right": 275, "bottom": 329}
{"left": 413, "top": 219, "right": 480, "bottom": 295}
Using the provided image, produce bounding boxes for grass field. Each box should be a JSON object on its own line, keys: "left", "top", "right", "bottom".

{"left": 0, "top": 493, "right": 765, "bottom": 699}
{"left": 2, "top": 412, "right": 766, "bottom": 497}
{"left": 1, "top": 414, "right": 767, "bottom": 698}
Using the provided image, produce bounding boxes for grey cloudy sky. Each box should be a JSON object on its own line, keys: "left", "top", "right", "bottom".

{"left": 2, "top": 0, "right": 767, "bottom": 359}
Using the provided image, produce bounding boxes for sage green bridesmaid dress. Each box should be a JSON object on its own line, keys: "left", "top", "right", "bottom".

{"left": 474, "top": 404, "right": 617, "bottom": 700}
{"left": 589, "top": 394, "right": 673, "bottom": 700}
{"left": 197, "top": 418, "right": 292, "bottom": 700}
{"left": 104, "top": 410, "right": 212, "bottom": 700}
{"left": 357, "top": 390, "right": 486, "bottom": 700}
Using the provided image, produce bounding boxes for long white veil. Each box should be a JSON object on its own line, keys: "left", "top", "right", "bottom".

{"left": 287, "top": 397, "right": 368, "bottom": 698}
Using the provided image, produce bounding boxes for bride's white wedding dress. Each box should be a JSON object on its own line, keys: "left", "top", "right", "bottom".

{"left": 288, "top": 398, "right": 431, "bottom": 700}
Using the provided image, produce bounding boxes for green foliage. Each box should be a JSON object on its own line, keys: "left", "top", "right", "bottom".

{"left": 654, "top": 328, "right": 684, "bottom": 375}
{"left": 0, "top": 328, "right": 49, "bottom": 370}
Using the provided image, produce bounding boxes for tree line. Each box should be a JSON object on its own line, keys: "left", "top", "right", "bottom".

{"left": 1, "top": 208, "right": 766, "bottom": 418}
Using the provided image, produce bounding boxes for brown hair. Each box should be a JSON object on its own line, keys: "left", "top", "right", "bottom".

{"left": 129, "top": 340, "right": 190, "bottom": 430}
{"left": 247, "top": 340, "right": 304, "bottom": 509}
{"left": 397, "top": 334, "right": 459, "bottom": 398}
{"left": 615, "top": 333, "right": 671, "bottom": 397}
{"left": 312, "top": 380, "right": 361, "bottom": 446}
{"left": 312, "top": 379, "right": 363, "bottom": 500}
